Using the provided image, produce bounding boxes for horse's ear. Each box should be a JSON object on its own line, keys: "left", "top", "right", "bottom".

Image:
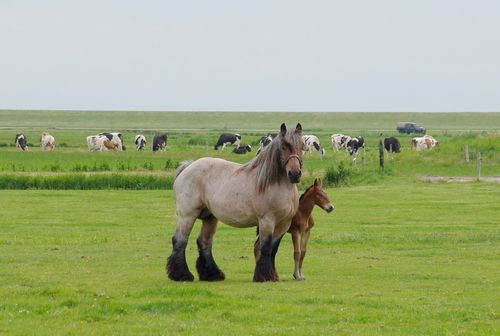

{"left": 295, "top": 123, "right": 302, "bottom": 135}
{"left": 280, "top": 123, "right": 287, "bottom": 137}
{"left": 317, "top": 178, "right": 322, "bottom": 187}
{"left": 314, "top": 178, "right": 319, "bottom": 187}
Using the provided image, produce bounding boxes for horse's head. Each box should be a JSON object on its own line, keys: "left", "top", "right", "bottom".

{"left": 279, "top": 123, "right": 304, "bottom": 184}
{"left": 312, "top": 178, "right": 334, "bottom": 213}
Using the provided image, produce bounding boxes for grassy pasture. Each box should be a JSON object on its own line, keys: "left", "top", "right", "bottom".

{"left": 1, "top": 183, "right": 499, "bottom": 335}
{"left": 0, "top": 110, "right": 499, "bottom": 334}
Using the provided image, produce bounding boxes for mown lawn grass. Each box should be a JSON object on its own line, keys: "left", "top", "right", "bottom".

{"left": 1, "top": 183, "right": 499, "bottom": 335}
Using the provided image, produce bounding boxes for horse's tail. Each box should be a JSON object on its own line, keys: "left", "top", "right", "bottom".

{"left": 175, "top": 160, "right": 194, "bottom": 180}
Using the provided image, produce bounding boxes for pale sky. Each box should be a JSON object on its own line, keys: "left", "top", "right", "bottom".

{"left": 1, "top": 1, "right": 499, "bottom": 112}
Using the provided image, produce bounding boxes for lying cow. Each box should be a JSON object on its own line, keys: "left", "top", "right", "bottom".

{"left": 331, "top": 134, "right": 351, "bottom": 152}
{"left": 384, "top": 137, "right": 401, "bottom": 153}
{"left": 15, "top": 134, "right": 28, "bottom": 151}
{"left": 256, "top": 133, "right": 277, "bottom": 154}
{"left": 135, "top": 134, "right": 147, "bottom": 150}
{"left": 214, "top": 133, "right": 241, "bottom": 150}
{"left": 40, "top": 132, "right": 55, "bottom": 151}
{"left": 232, "top": 144, "right": 252, "bottom": 154}
{"left": 302, "top": 135, "right": 325, "bottom": 159}
{"left": 152, "top": 133, "right": 168, "bottom": 151}
{"left": 411, "top": 135, "right": 438, "bottom": 151}
{"left": 99, "top": 132, "right": 125, "bottom": 151}
{"left": 346, "top": 136, "right": 365, "bottom": 162}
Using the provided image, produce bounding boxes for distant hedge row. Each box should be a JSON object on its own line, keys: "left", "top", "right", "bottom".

{"left": 0, "top": 174, "right": 174, "bottom": 190}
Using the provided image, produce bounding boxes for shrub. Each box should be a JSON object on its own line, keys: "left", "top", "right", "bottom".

{"left": 324, "top": 162, "right": 352, "bottom": 187}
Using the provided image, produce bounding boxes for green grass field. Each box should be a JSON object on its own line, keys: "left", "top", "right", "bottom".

{"left": 1, "top": 183, "right": 499, "bottom": 335}
{"left": 0, "top": 111, "right": 499, "bottom": 334}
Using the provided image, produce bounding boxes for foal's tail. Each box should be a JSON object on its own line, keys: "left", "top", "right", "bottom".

{"left": 175, "top": 160, "right": 194, "bottom": 180}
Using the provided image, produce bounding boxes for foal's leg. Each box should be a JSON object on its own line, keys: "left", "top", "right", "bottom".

{"left": 253, "top": 236, "right": 260, "bottom": 261}
{"left": 299, "top": 229, "right": 311, "bottom": 280}
{"left": 270, "top": 234, "right": 284, "bottom": 281}
{"left": 291, "top": 230, "right": 303, "bottom": 280}
{"left": 166, "top": 215, "right": 197, "bottom": 281}
{"left": 196, "top": 216, "right": 225, "bottom": 281}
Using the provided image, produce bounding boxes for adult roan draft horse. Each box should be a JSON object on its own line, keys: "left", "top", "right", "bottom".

{"left": 167, "top": 123, "right": 304, "bottom": 282}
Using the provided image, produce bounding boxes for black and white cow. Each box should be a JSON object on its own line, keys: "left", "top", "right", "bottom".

{"left": 214, "top": 133, "right": 241, "bottom": 150}
{"left": 232, "top": 144, "right": 252, "bottom": 154}
{"left": 384, "top": 137, "right": 401, "bottom": 153}
{"left": 302, "top": 134, "right": 326, "bottom": 159}
{"left": 99, "top": 132, "right": 125, "bottom": 151}
{"left": 331, "top": 134, "right": 352, "bottom": 152}
{"left": 134, "top": 134, "right": 147, "bottom": 150}
{"left": 256, "top": 133, "right": 277, "bottom": 154}
{"left": 346, "top": 136, "right": 365, "bottom": 162}
{"left": 152, "top": 133, "right": 168, "bottom": 151}
{"left": 15, "top": 134, "right": 28, "bottom": 151}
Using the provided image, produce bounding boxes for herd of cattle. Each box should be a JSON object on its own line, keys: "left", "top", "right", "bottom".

{"left": 13, "top": 131, "right": 439, "bottom": 156}
{"left": 215, "top": 132, "right": 439, "bottom": 160}
{"left": 13, "top": 132, "right": 168, "bottom": 152}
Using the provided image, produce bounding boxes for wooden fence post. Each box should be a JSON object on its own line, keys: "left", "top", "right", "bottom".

{"left": 361, "top": 147, "right": 365, "bottom": 169}
{"left": 379, "top": 140, "right": 384, "bottom": 170}
{"left": 465, "top": 144, "right": 469, "bottom": 163}
{"left": 476, "top": 150, "right": 481, "bottom": 181}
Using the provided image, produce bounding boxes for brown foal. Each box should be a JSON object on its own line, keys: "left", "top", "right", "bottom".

{"left": 289, "top": 178, "right": 333, "bottom": 280}
{"left": 253, "top": 178, "right": 334, "bottom": 280}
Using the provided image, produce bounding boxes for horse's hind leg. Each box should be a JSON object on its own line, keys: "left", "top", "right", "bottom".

{"left": 196, "top": 216, "right": 225, "bottom": 281}
{"left": 166, "top": 216, "right": 197, "bottom": 281}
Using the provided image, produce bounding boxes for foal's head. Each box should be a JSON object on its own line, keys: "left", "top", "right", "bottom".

{"left": 304, "top": 178, "right": 334, "bottom": 213}
{"left": 278, "top": 123, "right": 304, "bottom": 184}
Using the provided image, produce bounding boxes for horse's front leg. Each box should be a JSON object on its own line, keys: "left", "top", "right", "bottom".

{"left": 254, "top": 218, "right": 279, "bottom": 282}
{"left": 254, "top": 219, "right": 289, "bottom": 282}
{"left": 196, "top": 216, "right": 225, "bottom": 281}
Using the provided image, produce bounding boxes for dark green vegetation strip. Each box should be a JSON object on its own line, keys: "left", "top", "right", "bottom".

{"left": 0, "top": 174, "right": 173, "bottom": 190}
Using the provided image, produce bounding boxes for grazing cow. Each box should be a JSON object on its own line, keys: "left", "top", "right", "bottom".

{"left": 15, "top": 134, "right": 28, "bottom": 151}
{"left": 331, "top": 134, "right": 352, "bottom": 152}
{"left": 384, "top": 137, "right": 401, "bottom": 153}
{"left": 99, "top": 132, "right": 125, "bottom": 151}
{"left": 346, "top": 136, "right": 365, "bottom": 162}
{"left": 152, "top": 133, "right": 168, "bottom": 151}
{"left": 302, "top": 135, "right": 325, "bottom": 159}
{"left": 86, "top": 134, "right": 116, "bottom": 152}
{"left": 214, "top": 133, "right": 241, "bottom": 150}
{"left": 256, "top": 133, "right": 277, "bottom": 154}
{"left": 40, "top": 132, "right": 55, "bottom": 151}
{"left": 411, "top": 135, "right": 439, "bottom": 151}
{"left": 98, "top": 136, "right": 117, "bottom": 151}
{"left": 232, "top": 144, "right": 252, "bottom": 154}
{"left": 87, "top": 135, "right": 101, "bottom": 151}
{"left": 134, "top": 135, "right": 147, "bottom": 150}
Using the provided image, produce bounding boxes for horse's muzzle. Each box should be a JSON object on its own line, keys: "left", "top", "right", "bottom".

{"left": 287, "top": 170, "right": 302, "bottom": 183}
{"left": 325, "top": 204, "right": 334, "bottom": 213}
